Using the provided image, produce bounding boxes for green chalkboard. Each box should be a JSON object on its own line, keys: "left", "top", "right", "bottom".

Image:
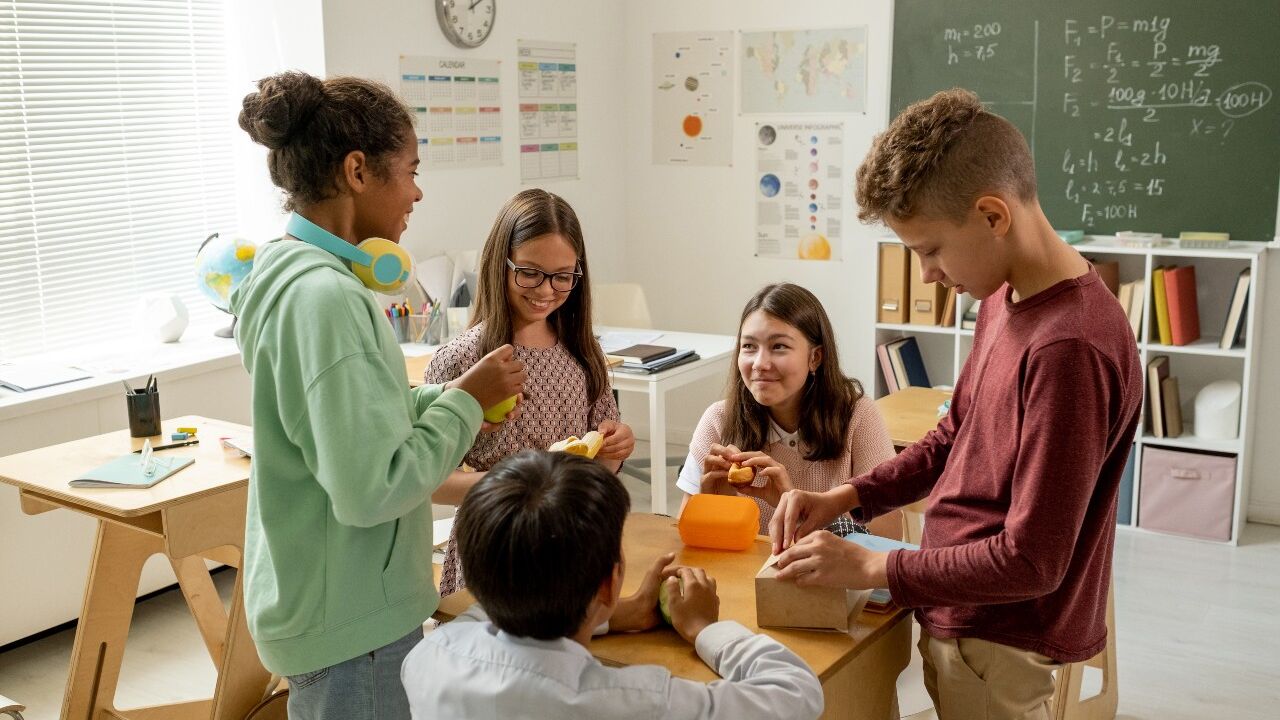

{"left": 891, "top": 0, "right": 1280, "bottom": 240}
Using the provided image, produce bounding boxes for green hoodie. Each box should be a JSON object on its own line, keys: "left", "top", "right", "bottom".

{"left": 230, "top": 238, "right": 481, "bottom": 676}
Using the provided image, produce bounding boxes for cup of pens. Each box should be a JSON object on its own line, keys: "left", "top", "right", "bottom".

{"left": 124, "top": 376, "right": 161, "bottom": 438}
{"left": 386, "top": 301, "right": 438, "bottom": 344}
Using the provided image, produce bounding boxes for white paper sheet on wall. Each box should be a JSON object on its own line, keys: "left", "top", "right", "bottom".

{"left": 652, "top": 31, "right": 734, "bottom": 166}
{"left": 518, "top": 40, "right": 579, "bottom": 183}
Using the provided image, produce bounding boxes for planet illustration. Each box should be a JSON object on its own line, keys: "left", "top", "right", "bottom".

{"left": 682, "top": 114, "right": 703, "bottom": 137}
{"left": 759, "top": 174, "right": 781, "bottom": 197}
{"left": 657, "top": 81, "right": 675, "bottom": 90}
{"left": 685, "top": 76, "right": 699, "bottom": 91}
{"left": 798, "top": 233, "right": 832, "bottom": 260}
{"left": 808, "top": 179, "right": 819, "bottom": 190}
{"left": 758, "top": 125, "right": 777, "bottom": 146}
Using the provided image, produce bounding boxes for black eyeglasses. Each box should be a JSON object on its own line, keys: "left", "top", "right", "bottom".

{"left": 506, "top": 258, "right": 582, "bottom": 292}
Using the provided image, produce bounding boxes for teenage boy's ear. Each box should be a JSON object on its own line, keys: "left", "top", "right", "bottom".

{"left": 593, "top": 561, "right": 624, "bottom": 609}
{"left": 340, "top": 150, "right": 371, "bottom": 194}
{"left": 975, "top": 195, "right": 1013, "bottom": 239}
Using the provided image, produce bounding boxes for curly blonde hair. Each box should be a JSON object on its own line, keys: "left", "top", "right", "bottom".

{"left": 855, "top": 88, "right": 1036, "bottom": 223}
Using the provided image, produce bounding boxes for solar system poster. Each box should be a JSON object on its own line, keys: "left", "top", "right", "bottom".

{"left": 652, "top": 31, "right": 733, "bottom": 166}
{"left": 754, "top": 122, "right": 844, "bottom": 261}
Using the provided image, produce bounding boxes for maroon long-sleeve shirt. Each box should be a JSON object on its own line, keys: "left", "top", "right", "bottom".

{"left": 852, "top": 268, "right": 1141, "bottom": 662}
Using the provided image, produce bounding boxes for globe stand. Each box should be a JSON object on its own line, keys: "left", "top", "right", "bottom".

{"left": 214, "top": 314, "right": 237, "bottom": 339}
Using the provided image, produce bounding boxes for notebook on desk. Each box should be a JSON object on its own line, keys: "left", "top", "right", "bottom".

{"left": 70, "top": 451, "right": 194, "bottom": 489}
{"left": 610, "top": 344, "right": 676, "bottom": 364}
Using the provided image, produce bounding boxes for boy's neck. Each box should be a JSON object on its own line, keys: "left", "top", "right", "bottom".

{"left": 1004, "top": 211, "right": 1090, "bottom": 303}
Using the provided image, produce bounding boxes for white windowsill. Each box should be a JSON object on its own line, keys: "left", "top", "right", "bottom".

{"left": 0, "top": 321, "right": 243, "bottom": 422}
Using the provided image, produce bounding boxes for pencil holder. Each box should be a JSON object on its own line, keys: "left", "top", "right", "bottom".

{"left": 390, "top": 314, "right": 431, "bottom": 343}
{"left": 126, "top": 390, "right": 161, "bottom": 437}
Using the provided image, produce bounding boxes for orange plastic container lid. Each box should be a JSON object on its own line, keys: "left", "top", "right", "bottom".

{"left": 678, "top": 494, "right": 760, "bottom": 551}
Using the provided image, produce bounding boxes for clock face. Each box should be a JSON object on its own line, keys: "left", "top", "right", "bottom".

{"left": 437, "top": 0, "right": 495, "bottom": 49}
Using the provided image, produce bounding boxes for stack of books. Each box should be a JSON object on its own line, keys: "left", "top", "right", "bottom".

{"left": 1146, "top": 355, "right": 1183, "bottom": 438}
{"left": 612, "top": 344, "right": 699, "bottom": 374}
{"left": 1150, "top": 265, "right": 1201, "bottom": 346}
{"left": 876, "top": 337, "right": 931, "bottom": 393}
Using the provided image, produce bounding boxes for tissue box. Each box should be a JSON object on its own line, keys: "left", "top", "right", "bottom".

{"left": 755, "top": 555, "right": 854, "bottom": 631}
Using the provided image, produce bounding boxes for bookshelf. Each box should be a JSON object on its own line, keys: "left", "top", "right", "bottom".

{"left": 874, "top": 236, "right": 1270, "bottom": 545}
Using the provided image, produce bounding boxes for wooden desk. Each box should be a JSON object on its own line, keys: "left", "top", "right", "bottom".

{"left": 0, "top": 416, "right": 269, "bottom": 720}
{"left": 874, "top": 388, "right": 951, "bottom": 544}
{"left": 434, "top": 513, "right": 911, "bottom": 720}
{"left": 875, "top": 387, "right": 952, "bottom": 450}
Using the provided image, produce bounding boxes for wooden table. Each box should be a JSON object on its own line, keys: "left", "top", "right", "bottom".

{"left": 874, "top": 388, "right": 952, "bottom": 545}
{"left": 875, "top": 387, "right": 952, "bottom": 451}
{"left": 0, "top": 416, "right": 270, "bottom": 720}
{"left": 434, "top": 513, "right": 912, "bottom": 719}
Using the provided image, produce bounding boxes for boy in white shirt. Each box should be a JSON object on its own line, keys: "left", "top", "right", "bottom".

{"left": 402, "top": 450, "right": 823, "bottom": 719}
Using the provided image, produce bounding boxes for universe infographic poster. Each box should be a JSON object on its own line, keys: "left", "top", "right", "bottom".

{"left": 754, "top": 122, "right": 844, "bottom": 261}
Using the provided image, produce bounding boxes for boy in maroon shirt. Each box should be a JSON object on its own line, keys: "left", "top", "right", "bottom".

{"left": 770, "top": 89, "right": 1142, "bottom": 720}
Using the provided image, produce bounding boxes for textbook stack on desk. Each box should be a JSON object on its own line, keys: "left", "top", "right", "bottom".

{"left": 610, "top": 344, "right": 676, "bottom": 365}
{"left": 614, "top": 348, "right": 699, "bottom": 374}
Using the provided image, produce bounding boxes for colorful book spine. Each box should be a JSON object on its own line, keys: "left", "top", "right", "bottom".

{"left": 1163, "top": 265, "right": 1200, "bottom": 346}
{"left": 1151, "top": 267, "right": 1173, "bottom": 345}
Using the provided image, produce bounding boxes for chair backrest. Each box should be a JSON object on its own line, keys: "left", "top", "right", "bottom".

{"left": 593, "top": 283, "right": 653, "bottom": 329}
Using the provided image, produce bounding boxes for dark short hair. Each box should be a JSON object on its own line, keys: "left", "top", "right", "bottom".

{"left": 238, "top": 71, "right": 414, "bottom": 211}
{"left": 454, "top": 450, "right": 630, "bottom": 639}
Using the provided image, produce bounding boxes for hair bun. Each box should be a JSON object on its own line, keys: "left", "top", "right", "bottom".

{"left": 238, "top": 71, "right": 325, "bottom": 150}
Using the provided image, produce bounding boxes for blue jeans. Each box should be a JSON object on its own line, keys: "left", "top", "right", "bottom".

{"left": 286, "top": 627, "right": 424, "bottom": 720}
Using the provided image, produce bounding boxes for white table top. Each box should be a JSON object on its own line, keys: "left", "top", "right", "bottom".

{"left": 600, "top": 327, "right": 736, "bottom": 386}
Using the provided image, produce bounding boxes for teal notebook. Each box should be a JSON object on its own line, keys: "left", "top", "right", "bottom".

{"left": 70, "top": 454, "right": 194, "bottom": 489}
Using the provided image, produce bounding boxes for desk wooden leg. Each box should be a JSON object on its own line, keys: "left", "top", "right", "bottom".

{"left": 170, "top": 556, "right": 229, "bottom": 667}
{"left": 821, "top": 615, "right": 913, "bottom": 720}
{"left": 61, "top": 520, "right": 163, "bottom": 720}
{"left": 210, "top": 561, "right": 272, "bottom": 720}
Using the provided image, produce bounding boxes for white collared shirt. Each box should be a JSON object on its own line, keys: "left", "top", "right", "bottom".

{"left": 402, "top": 604, "right": 823, "bottom": 720}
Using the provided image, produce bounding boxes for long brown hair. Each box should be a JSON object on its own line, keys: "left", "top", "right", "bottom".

{"left": 721, "top": 283, "right": 864, "bottom": 461}
{"left": 471, "top": 189, "right": 609, "bottom": 402}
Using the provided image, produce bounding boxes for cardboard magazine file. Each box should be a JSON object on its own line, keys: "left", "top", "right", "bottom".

{"left": 755, "top": 555, "right": 856, "bottom": 632}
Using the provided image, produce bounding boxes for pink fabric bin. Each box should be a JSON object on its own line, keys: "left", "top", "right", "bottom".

{"left": 1138, "top": 447, "right": 1236, "bottom": 541}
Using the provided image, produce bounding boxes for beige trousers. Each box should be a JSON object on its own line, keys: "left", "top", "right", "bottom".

{"left": 918, "top": 628, "right": 1062, "bottom": 720}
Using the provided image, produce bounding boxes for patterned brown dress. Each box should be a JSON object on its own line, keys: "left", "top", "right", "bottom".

{"left": 425, "top": 323, "right": 620, "bottom": 595}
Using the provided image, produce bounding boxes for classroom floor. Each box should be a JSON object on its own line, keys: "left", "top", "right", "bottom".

{"left": 2, "top": 458, "right": 1277, "bottom": 719}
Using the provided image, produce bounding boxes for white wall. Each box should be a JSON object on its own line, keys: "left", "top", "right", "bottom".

{"left": 319, "top": 0, "right": 630, "bottom": 283}
{"left": 620, "top": 0, "right": 895, "bottom": 444}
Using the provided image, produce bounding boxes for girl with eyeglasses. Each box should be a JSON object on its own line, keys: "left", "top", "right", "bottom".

{"left": 426, "top": 188, "right": 635, "bottom": 596}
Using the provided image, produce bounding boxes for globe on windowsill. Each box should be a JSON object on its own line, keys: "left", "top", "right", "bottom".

{"left": 196, "top": 232, "right": 257, "bottom": 338}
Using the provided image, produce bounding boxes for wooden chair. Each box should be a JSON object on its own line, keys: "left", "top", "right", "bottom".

{"left": 0, "top": 694, "right": 25, "bottom": 720}
{"left": 1051, "top": 578, "right": 1119, "bottom": 720}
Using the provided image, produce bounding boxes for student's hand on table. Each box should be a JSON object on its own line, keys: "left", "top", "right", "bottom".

{"left": 728, "top": 451, "right": 794, "bottom": 507}
{"left": 770, "top": 487, "right": 854, "bottom": 554}
{"left": 596, "top": 420, "right": 635, "bottom": 461}
{"left": 609, "top": 552, "right": 679, "bottom": 633}
{"left": 667, "top": 567, "right": 720, "bottom": 644}
{"left": 698, "top": 443, "right": 741, "bottom": 496}
{"left": 478, "top": 393, "right": 523, "bottom": 433}
{"left": 773, "top": 530, "right": 889, "bottom": 590}
{"left": 452, "top": 344, "right": 527, "bottom": 411}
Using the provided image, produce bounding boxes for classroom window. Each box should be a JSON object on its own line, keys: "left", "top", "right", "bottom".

{"left": 0, "top": 0, "right": 236, "bottom": 360}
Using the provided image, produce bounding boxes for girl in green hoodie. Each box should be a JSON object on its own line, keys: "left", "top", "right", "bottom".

{"left": 233, "top": 71, "right": 525, "bottom": 719}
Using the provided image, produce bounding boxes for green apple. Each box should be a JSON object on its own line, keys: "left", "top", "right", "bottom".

{"left": 658, "top": 578, "right": 681, "bottom": 626}
{"left": 483, "top": 395, "right": 518, "bottom": 424}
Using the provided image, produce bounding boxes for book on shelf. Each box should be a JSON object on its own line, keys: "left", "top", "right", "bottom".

{"left": 1220, "top": 268, "right": 1251, "bottom": 350}
{"left": 1160, "top": 376, "right": 1183, "bottom": 438}
{"left": 960, "top": 299, "right": 980, "bottom": 330}
{"left": 876, "top": 342, "right": 900, "bottom": 393}
{"left": 940, "top": 287, "right": 957, "bottom": 328}
{"left": 884, "top": 337, "right": 931, "bottom": 389}
{"left": 1126, "top": 278, "right": 1145, "bottom": 339}
{"left": 877, "top": 244, "right": 910, "bottom": 324}
{"left": 1117, "top": 282, "right": 1135, "bottom": 337}
{"left": 1147, "top": 355, "right": 1170, "bottom": 438}
{"left": 1150, "top": 267, "right": 1173, "bottom": 345}
{"left": 1162, "top": 265, "right": 1200, "bottom": 346}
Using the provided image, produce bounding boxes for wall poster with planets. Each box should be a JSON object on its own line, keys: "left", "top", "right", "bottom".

{"left": 754, "top": 122, "right": 844, "bottom": 261}
{"left": 652, "top": 31, "right": 733, "bottom": 165}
